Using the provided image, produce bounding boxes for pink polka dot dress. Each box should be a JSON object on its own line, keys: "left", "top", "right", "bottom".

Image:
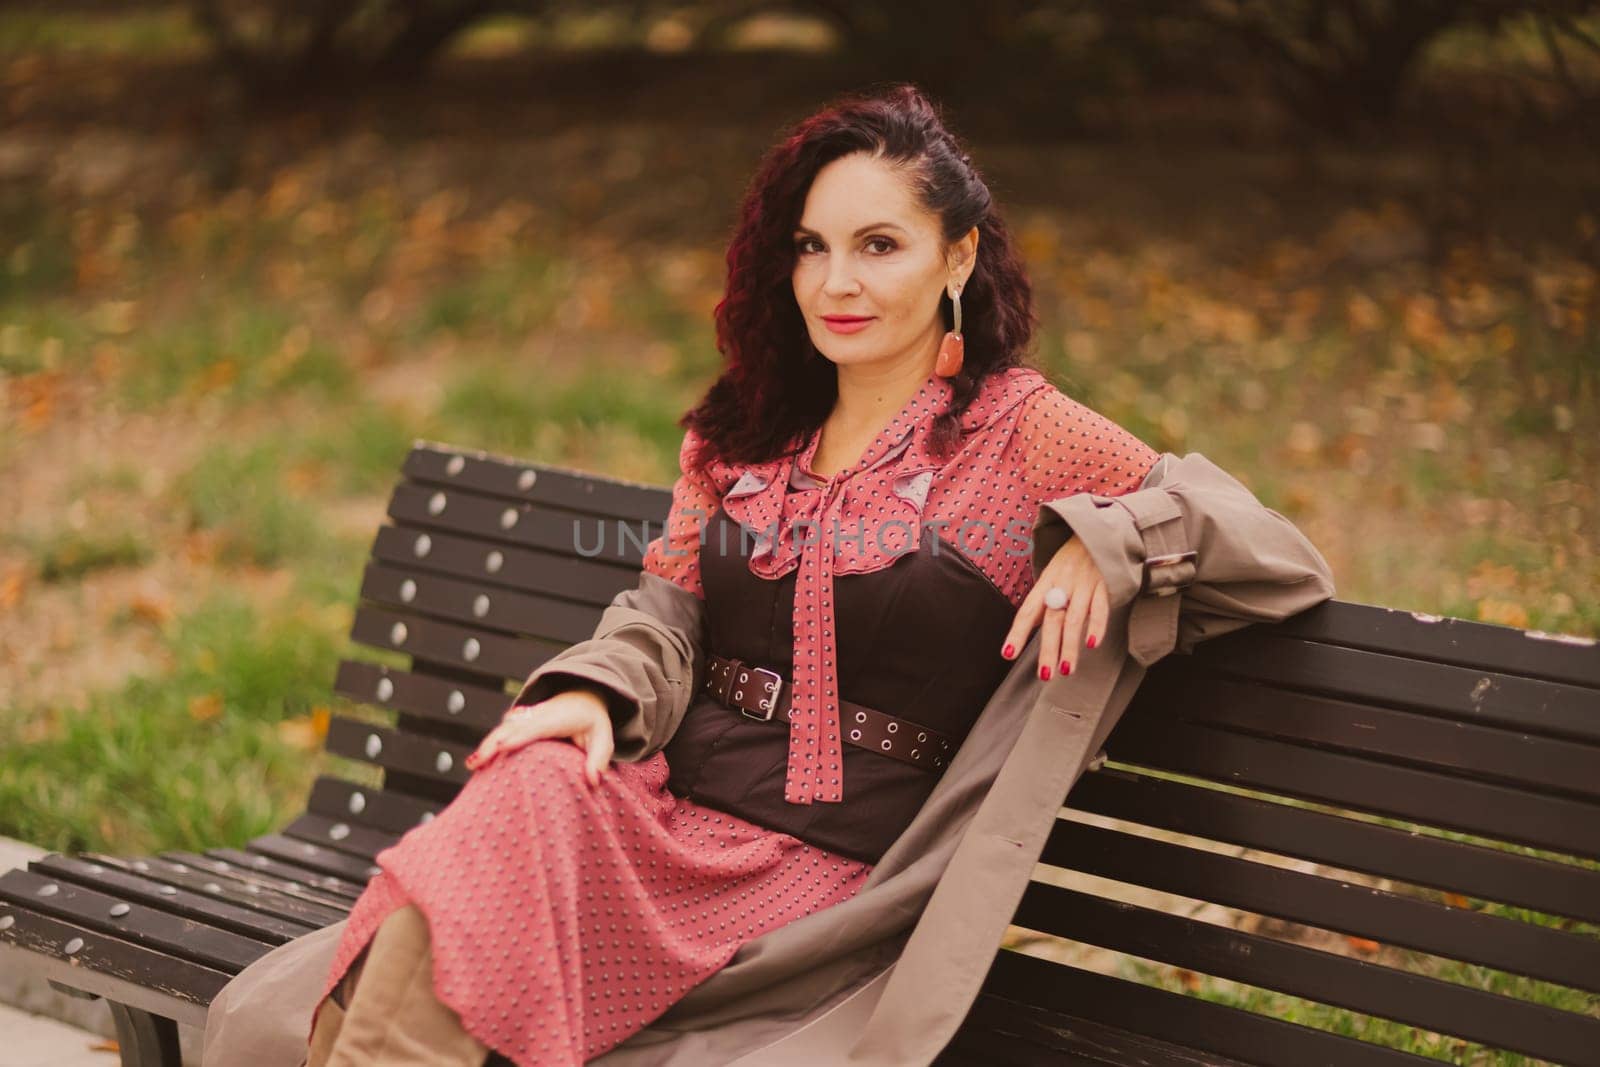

{"left": 310, "top": 365, "right": 1156, "bottom": 1066}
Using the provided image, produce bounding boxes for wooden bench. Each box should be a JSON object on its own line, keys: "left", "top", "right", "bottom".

{"left": 2, "top": 441, "right": 1597, "bottom": 1066}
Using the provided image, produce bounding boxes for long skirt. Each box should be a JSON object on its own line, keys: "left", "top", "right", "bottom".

{"left": 310, "top": 738, "right": 875, "bottom": 1066}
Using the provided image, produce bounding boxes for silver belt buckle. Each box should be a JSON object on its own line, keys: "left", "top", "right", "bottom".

{"left": 738, "top": 666, "right": 783, "bottom": 721}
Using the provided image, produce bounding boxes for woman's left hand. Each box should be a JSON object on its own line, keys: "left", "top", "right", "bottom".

{"left": 999, "top": 536, "right": 1107, "bottom": 679}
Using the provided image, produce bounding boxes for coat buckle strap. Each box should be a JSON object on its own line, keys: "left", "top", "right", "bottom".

{"left": 1142, "top": 549, "right": 1197, "bottom": 597}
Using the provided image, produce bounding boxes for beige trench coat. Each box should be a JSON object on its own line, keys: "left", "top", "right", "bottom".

{"left": 202, "top": 451, "right": 1335, "bottom": 1066}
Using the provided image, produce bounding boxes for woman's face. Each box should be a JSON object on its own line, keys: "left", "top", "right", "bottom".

{"left": 791, "top": 151, "right": 975, "bottom": 373}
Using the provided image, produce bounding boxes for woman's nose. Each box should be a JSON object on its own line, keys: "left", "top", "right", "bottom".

{"left": 821, "top": 254, "right": 861, "bottom": 297}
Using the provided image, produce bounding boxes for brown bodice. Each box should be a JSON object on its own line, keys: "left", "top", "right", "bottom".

{"left": 661, "top": 504, "right": 1018, "bottom": 864}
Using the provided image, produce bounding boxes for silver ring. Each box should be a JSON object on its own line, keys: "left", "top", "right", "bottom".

{"left": 1043, "top": 586, "right": 1068, "bottom": 611}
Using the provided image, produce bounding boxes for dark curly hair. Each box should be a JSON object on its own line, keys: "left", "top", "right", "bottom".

{"left": 681, "top": 82, "right": 1038, "bottom": 473}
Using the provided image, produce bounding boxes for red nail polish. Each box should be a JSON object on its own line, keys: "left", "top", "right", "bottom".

{"left": 1087, "top": 635, "right": 1098, "bottom": 649}
{"left": 1061, "top": 661, "right": 1072, "bottom": 676}
{"left": 1039, "top": 665, "right": 1050, "bottom": 680}
{"left": 1002, "top": 644, "right": 1015, "bottom": 659}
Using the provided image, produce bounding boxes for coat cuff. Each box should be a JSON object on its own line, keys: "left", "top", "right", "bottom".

{"left": 1033, "top": 452, "right": 1336, "bottom": 670}
{"left": 506, "top": 572, "right": 704, "bottom": 764}
{"left": 509, "top": 670, "right": 646, "bottom": 757}
{"left": 1033, "top": 485, "right": 1194, "bottom": 668}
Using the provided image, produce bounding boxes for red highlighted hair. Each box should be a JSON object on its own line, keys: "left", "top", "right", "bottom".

{"left": 681, "top": 83, "right": 1038, "bottom": 474}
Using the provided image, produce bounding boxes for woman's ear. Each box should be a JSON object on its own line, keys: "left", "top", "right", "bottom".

{"left": 949, "top": 226, "right": 980, "bottom": 288}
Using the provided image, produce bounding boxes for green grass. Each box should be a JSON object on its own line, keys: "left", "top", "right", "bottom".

{"left": 123, "top": 303, "right": 352, "bottom": 409}
{"left": 31, "top": 527, "right": 153, "bottom": 582}
{"left": 0, "top": 591, "right": 370, "bottom": 855}
{"left": 435, "top": 362, "right": 691, "bottom": 458}
{"left": 297, "top": 403, "right": 421, "bottom": 494}
{"left": 178, "top": 440, "right": 328, "bottom": 567}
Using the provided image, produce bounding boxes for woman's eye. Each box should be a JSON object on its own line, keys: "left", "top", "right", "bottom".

{"left": 795, "top": 238, "right": 822, "bottom": 254}
{"left": 866, "top": 237, "right": 896, "bottom": 254}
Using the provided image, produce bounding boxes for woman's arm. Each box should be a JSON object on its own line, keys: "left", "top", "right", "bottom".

{"left": 505, "top": 429, "right": 715, "bottom": 763}
{"left": 1032, "top": 450, "right": 1336, "bottom": 666}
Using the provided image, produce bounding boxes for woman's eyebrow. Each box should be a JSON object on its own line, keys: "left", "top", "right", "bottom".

{"left": 793, "top": 222, "right": 907, "bottom": 237}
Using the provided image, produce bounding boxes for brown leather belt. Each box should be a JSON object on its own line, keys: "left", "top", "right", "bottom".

{"left": 702, "top": 652, "right": 957, "bottom": 775}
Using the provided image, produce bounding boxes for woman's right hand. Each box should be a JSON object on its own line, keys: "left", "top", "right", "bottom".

{"left": 463, "top": 688, "right": 616, "bottom": 787}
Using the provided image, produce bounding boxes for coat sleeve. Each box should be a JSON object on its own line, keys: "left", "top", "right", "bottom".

{"left": 504, "top": 429, "right": 716, "bottom": 763}
{"left": 1031, "top": 451, "right": 1336, "bottom": 666}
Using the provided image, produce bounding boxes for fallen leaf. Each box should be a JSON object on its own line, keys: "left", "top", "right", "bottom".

{"left": 1347, "top": 936, "right": 1381, "bottom": 955}
{"left": 277, "top": 717, "right": 321, "bottom": 750}
{"left": 128, "top": 590, "right": 173, "bottom": 626}
{"left": 189, "top": 692, "right": 223, "bottom": 722}
{"left": 1476, "top": 598, "right": 1529, "bottom": 628}
{"left": 0, "top": 566, "right": 25, "bottom": 609}
{"left": 278, "top": 706, "right": 331, "bottom": 750}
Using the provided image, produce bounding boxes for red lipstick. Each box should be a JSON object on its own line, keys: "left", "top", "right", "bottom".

{"left": 822, "top": 315, "right": 874, "bottom": 335}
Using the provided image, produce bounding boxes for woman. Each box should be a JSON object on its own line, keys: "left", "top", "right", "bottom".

{"left": 209, "top": 83, "right": 1334, "bottom": 1066}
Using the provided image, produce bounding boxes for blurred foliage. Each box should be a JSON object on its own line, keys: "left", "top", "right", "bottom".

{"left": 166, "top": 0, "right": 1600, "bottom": 135}
{"left": 1111, "top": 1, "right": 1600, "bottom": 133}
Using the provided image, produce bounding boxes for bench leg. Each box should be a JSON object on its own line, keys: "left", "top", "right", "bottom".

{"left": 108, "top": 1003, "right": 183, "bottom": 1067}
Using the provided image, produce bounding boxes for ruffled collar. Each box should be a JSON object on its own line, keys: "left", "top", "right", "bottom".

{"left": 708, "top": 365, "right": 1051, "bottom": 571}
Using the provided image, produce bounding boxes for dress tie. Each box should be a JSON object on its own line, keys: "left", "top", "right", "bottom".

{"left": 784, "top": 475, "right": 847, "bottom": 804}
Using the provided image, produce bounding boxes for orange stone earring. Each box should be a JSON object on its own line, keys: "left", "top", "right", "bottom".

{"left": 935, "top": 282, "right": 964, "bottom": 377}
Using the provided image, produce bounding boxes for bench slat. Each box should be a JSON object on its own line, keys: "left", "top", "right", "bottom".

{"left": 333, "top": 659, "right": 508, "bottom": 736}
{"left": 308, "top": 774, "right": 442, "bottom": 835}
{"left": 283, "top": 813, "right": 400, "bottom": 863}
{"left": 1184, "top": 635, "right": 1600, "bottom": 744}
{"left": 1012, "top": 885, "right": 1600, "bottom": 1065}
{"left": 138, "top": 852, "right": 352, "bottom": 924}
{"left": 350, "top": 605, "right": 553, "bottom": 683}
{"left": 1254, "top": 601, "right": 1600, "bottom": 690}
{"left": 1069, "top": 770, "right": 1600, "bottom": 924}
{"left": 0, "top": 867, "right": 270, "bottom": 972}
{"left": 29, "top": 855, "right": 316, "bottom": 945}
{"left": 1135, "top": 671, "right": 1600, "bottom": 800}
{"left": 0, "top": 908, "right": 227, "bottom": 1027}
{"left": 199, "top": 848, "right": 364, "bottom": 905}
{"left": 982, "top": 951, "right": 1434, "bottom": 1067}
{"left": 387, "top": 483, "right": 655, "bottom": 567}
{"left": 1045, "top": 819, "right": 1600, "bottom": 994}
{"left": 1110, "top": 717, "right": 1600, "bottom": 861}
{"left": 245, "top": 835, "right": 380, "bottom": 886}
{"left": 372, "top": 524, "right": 631, "bottom": 607}
{"left": 325, "top": 716, "right": 474, "bottom": 790}
{"left": 404, "top": 445, "right": 668, "bottom": 520}
{"left": 360, "top": 560, "right": 599, "bottom": 644}
{"left": 935, "top": 1020, "right": 1119, "bottom": 1065}
{"left": 948, "top": 994, "right": 1262, "bottom": 1066}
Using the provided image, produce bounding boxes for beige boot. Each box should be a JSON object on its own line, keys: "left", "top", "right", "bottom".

{"left": 307, "top": 903, "right": 491, "bottom": 1066}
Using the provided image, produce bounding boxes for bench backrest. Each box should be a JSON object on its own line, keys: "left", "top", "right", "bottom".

{"left": 309, "top": 442, "right": 1600, "bottom": 1065}
{"left": 989, "top": 600, "right": 1600, "bottom": 1065}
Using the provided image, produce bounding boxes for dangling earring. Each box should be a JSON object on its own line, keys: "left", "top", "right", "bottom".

{"left": 935, "top": 282, "right": 964, "bottom": 377}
